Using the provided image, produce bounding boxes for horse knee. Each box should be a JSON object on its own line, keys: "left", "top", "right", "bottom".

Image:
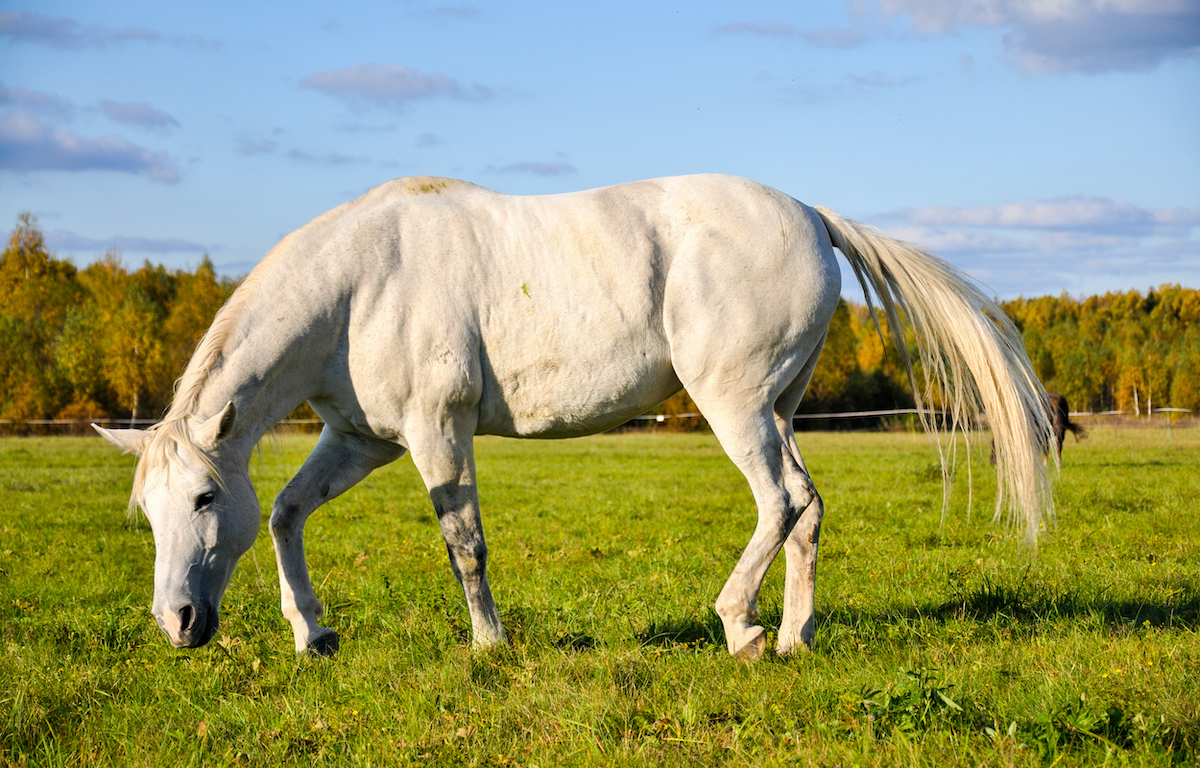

{"left": 269, "top": 495, "right": 305, "bottom": 538}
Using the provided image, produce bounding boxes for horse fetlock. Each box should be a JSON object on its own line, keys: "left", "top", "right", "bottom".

{"left": 282, "top": 595, "right": 324, "bottom": 634}
{"left": 715, "top": 600, "right": 767, "bottom": 657}
{"left": 452, "top": 554, "right": 482, "bottom": 578}
{"left": 714, "top": 594, "right": 760, "bottom": 625}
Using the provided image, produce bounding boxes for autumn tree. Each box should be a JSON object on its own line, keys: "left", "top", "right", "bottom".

{"left": 104, "top": 282, "right": 168, "bottom": 424}
{"left": 0, "top": 213, "right": 81, "bottom": 423}
{"left": 161, "top": 255, "right": 236, "bottom": 384}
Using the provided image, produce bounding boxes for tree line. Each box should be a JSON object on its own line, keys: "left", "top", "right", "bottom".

{"left": 1, "top": 214, "right": 1196, "bottom": 432}
{"left": 1, "top": 214, "right": 235, "bottom": 429}
{"left": 796, "top": 283, "right": 1200, "bottom": 423}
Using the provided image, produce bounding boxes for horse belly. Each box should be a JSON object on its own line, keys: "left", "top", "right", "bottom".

{"left": 475, "top": 333, "right": 679, "bottom": 438}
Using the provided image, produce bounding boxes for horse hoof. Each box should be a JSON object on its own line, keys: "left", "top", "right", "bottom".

{"left": 775, "top": 627, "right": 814, "bottom": 657}
{"left": 733, "top": 627, "right": 767, "bottom": 662}
{"left": 775, "top": 639, "right": 811, "bottom": 657}
{"left": 306, "top": 628, "right": 339, "bottom": 656}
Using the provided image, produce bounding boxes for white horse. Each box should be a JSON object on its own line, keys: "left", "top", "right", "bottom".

{"left": 96, "top": 175, "right": 1053, "bottom": 659}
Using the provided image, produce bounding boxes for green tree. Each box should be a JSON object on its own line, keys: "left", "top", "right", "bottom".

{"left": 54, "top": 303, "right": 107, "bottom": 411}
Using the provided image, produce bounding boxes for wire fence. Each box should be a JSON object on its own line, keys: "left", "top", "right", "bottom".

{"left": 3, "top": 407, "right": 1193, "bottom": 437}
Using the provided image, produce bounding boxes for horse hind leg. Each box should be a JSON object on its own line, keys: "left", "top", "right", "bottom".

{"left": 699, "top": 400, "right": 817, "bottom": 660}
{"left": 773, "top": 365, "right": 826, "bottom": 656}
{"left": 776, "top": 466, "right": 823, "bottom": 655}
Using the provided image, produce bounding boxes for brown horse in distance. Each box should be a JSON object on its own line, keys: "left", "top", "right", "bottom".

{"left": 992, "top": 392, "right": 1086, "bottom": 464}
{"left": 1046, "top": 392, "right": 1086, "bottom": 458}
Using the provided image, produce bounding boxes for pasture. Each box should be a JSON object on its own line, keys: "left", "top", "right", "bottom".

{"left": 1, "top": 427, "right": 1197, "bottom": 766}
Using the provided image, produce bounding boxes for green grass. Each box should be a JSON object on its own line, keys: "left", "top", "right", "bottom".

{"left": 1, "top": 428, "right": 1197, "bottom": 766}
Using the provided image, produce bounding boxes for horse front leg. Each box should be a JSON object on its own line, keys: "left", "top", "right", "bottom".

{"left": 407, "top": 421, "right": 506, "bottom": 649}
{"left": 269, "top": 426, "right": 404, "bottom": 654}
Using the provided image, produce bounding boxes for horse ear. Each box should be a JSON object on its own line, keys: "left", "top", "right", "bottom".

{"left": 196, "top": 401, "right": 237, "bottom": 449}
{"left": 93, "top": 425, "right": 149, "bottom": 456}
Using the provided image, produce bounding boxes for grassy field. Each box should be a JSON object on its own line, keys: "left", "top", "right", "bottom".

{"left": 1, "top": 427, "right": 1197, "bottom": 766}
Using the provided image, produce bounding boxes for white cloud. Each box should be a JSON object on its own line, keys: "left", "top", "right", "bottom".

{"left": 98, "top": 101, "right": 180, "bottom": 131}
{"left": 235, "top": 137, "right": 277, "bottom": 156}
{"left": 876, "top": 0, "right": 1200, "bottom": 72}
{"left": 46, "top": 230, "right": 211, "bottom": 255}
{"left": 785, "top": 70, "right": 924, "bottom": 102}
{"left": 883, "top": 226, "right": 1038, "bottom": 252}
{"left": 715, "top": 19, "right": 876, "bottom": 47}
{"left": 285, "top": 148, "right": 363, "bottom": 165}
{"left": 0, "top": 111, "right": 180, "bottom": 183}
{"left": 891, "top": 197, "right": 1200, "bottom": 236}
{"left": 873, "top": 196, "right": 1200, "bottom": 297}
{"left": 0, "top": 11, "right": 218, "bottom": 50}
{"left": 301, "top": 64, "right": 489, "bottom": 110}
{"left": 716, "top": 20, "right": 800, "bottom": 38}
{"left": 487, "top": 161, "right": 577, "bottom": 176}
{"left": 0, "top": 86, "right": 181, "bottom": 181}
{"left": 720, "top": 1, "right": 1200, "bottom": 73}
{"left": 416, "top": 132, "right": 444, "bottom": 148}
{"left": 0, "top": 82, "right": 74, "bottom": 121}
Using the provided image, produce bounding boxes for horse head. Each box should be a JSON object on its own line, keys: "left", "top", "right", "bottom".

{"left": 95, "top": 402, "right": 259, "bottom": 648}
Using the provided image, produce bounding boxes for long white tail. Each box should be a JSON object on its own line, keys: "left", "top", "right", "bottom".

{"left": 814, "top": 206, "right": 1055, "bottom": 545}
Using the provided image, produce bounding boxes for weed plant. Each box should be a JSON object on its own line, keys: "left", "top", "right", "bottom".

{"left": 1, "top": 428, "right": 1197, "bottom": 766}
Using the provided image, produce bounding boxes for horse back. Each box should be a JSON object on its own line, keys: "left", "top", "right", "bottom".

{"left": 287, "top": 175, "right": 840, "bottom": 438}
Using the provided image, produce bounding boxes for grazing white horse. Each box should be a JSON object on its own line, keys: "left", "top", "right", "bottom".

{"left": 96, "top": 175, "right": 1053, "bottom": 659}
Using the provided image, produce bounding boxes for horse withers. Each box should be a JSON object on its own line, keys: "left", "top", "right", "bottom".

{"left": 95, "top": 175, "right": 1054, "bottom": 659}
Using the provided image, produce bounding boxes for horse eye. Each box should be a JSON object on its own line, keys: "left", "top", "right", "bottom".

{"left": 195, "top": 491, "right": 216, "bottom": 511}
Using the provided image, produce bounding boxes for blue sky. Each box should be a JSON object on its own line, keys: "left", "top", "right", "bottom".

{"left": 2, "top": 0, "right": 1197, "bottom": 299}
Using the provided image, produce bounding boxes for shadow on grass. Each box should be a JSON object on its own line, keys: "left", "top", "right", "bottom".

{"left": 627, "top": 580, "right": 1198, "bottom": 653}
{"left": 930, "top": 576, "right": 1198, "bottom": 626}
{"left": 553, "top": 631, "right": 600, "bottom": 651}
{"left": 1087, "top": 460, "right": 1189, "bottom": 468}
{"left": 807, "top": 578, "right": 1200, "bottom": 642}
{"left": 637, "top": 612, "right": 724, "bottom": 649}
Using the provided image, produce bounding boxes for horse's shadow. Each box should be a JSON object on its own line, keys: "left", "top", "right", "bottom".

{"left": 637, "top": 612, "right": 726, "bottom": 648}
{"left": 633, "top": 587, "right": 1199, "bottom": 651}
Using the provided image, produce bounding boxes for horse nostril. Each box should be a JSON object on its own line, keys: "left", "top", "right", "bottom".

{"left": 179, "top": 605, "right": 194, "bottom": 633}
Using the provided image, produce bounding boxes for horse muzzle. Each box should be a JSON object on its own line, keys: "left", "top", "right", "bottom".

{"left": 156, "top": 600, "right": 220, "bottom": 648}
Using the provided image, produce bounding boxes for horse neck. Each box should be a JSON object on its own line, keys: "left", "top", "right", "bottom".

{"left": 173, "top": 260, "right": 335, "bottom": 456}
